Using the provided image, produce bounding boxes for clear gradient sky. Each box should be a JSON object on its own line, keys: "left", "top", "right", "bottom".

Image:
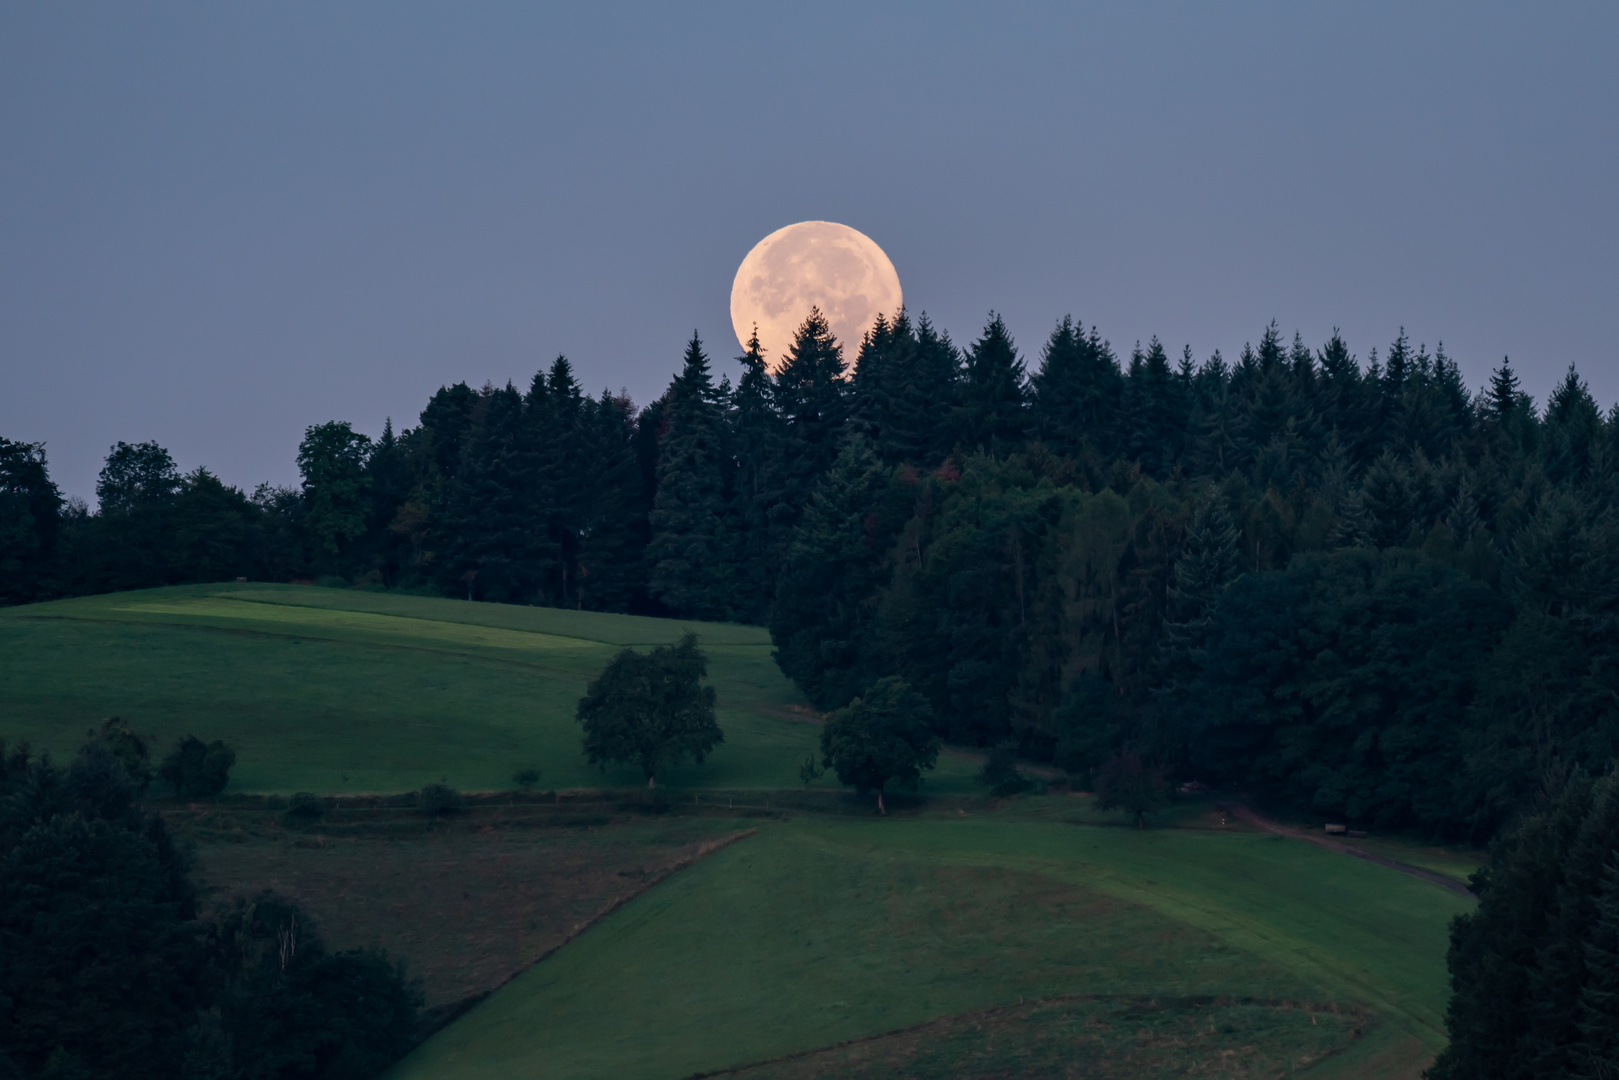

{"left": 2, "top": 2, "right": 1615, "bottom": 501}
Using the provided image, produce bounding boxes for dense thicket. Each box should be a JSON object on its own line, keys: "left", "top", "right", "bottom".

{"left": 7, "top": 311, "right": 1619, "bottom": 838}
{"left": 0, "top": 733, "right": 420, "bottom": 1079}
{"left": 1429, "top": 764, "right": 1619, "bottom": 1079}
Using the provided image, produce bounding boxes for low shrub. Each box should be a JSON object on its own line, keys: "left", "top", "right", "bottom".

{"left": 418, "top": 783, "right": 460, "bottom": 815}
{"left": 157, "top": 735, "right": 235, "bottom": 798}
{"left": 282, "top": 792, "right": 324, "bottom": 823}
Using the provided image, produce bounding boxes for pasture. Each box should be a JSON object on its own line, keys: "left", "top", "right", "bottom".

{"left": 1, "top": 585, "right": 1473, "bottom": 1078}
{"left": 392, "top": 812, "right": 1471, "bottom": 1079}
{"left": 0, "top": 583, "right": 980, "bottom": 794}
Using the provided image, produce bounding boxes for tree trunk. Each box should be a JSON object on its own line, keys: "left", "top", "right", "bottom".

{"left": 877, "top": 789, "right": 886, "bottom": 815}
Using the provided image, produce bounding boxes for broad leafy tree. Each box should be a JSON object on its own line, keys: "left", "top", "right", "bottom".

{"left": 818, "top": 676, "right": 940, "bottom": 813}
{"left": 297, "top": 422, "right": 373, "bottom": 562}
{"left": 577, "top": 633, "right": 722, "bottom": 791}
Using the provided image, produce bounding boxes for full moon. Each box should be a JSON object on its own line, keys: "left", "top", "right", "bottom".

{"left": 730, "top": 221, "right": 902, "bottom": 372}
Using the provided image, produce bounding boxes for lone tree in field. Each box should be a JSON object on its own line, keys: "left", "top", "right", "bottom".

{"left": 157, "top": 734, "right": 235, "bottom": 798}
{"left": 577, "top": 633, "right": 722, "bottom": 793}
{"left": 1094, "top": 750, "right": 1166, "bottom": 828}
{"left": 818, "top": 676, "right": 940, "bottom": 814}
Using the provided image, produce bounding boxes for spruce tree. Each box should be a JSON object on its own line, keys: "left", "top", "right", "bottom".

{"left": 1123, "top": 337, "right": 1183, "bottom": 476}
{"left": 729, "top": 328, "right": 784, "bottom": 623}
{"left": 417, "top": 381, "right": 479, "bottom": 482}
{"left": 364, "top": 418, "right": 412, "bottom": 584}
{"left": 1029, "top": 316, "right": 1119, "bottom": 456}
{"left": 440, "top": 385, "right": 532, "bottom": 601}
{"left": 911, "top": 313, "right": 963, "bottom": 462}
{"left": 772, "top": 308, "right": 849, "bottom": 544}
{"left": 1544, "top": 364, "right": 1603, "bottom": 485}
{"left": 956, "top": 313, "right": 1027, "bottom": 455}
{"left": 574, "top": 390, "right": 648, "bottom": 612}
{"left": 1430, "top": 767, "right": 1619, "bottom": 1079}
{"left": 646, "top": 334, "right": 737, "bottom": 620}
{"left": 1576, "top": 860, "right": 1619, "bottom": 1075}
{"left": 770, "top": 435, "right": 896, "bottom": 710}
{"left": 850, "top": 310, "right": 938, "bottom": 466}
{"left": 1488, "top": 357, "right": 1522, "bottom": 422}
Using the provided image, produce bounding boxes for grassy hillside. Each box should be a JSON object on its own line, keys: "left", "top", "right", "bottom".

{"left": 0, "top": 584, "right": 978, "bottom": 794}
{"left": 4, "top": 585, "right": 1471, "bottom": 1078}
{"left": 393, "top": 811, "right": 1471, "bottom": 1080}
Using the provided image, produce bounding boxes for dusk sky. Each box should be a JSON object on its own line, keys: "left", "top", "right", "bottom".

{"left": 3, "top": 2, "right": 1615, "bottom": 502}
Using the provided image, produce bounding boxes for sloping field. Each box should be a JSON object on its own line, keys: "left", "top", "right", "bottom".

{"left": 392, "top": 815, "right": 1471, "bottom": 1080}
{"left": 0, "top": 584, "right": 976, "bottom": 794}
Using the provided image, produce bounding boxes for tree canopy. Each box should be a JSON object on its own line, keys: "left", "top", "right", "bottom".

{"left": 818, "top": 676, "right": 940, "bottom": 813}
{"left": 576, "top": 633, "right": 722, "bottom": 790}
{"left": 9, "top": 310, "right": 1619, "bottom": 840}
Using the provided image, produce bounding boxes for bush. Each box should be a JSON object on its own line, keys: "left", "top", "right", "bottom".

{"left": 417, "top": 783, "right": 460, "bottom": 815}
{"left": 1094, "top": 750, "right": 1167, "bottom": 828}
{"left": 977, "top": 745, "right": 1032, "bottom": 798}
{"left": 512, "top": 767, "right": 540, "bottom": 790}
{"left": 157, "top": 736, "right": 235, "bottom": 798}
{"left": 282, "top": 792, "right": 324, "bottom": 823}
{"left": 85, "top": 717, "right": 151, "bottom": 794}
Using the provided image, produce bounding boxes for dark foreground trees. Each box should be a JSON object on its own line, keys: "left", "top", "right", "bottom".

{"left": 1428, "top": 765, "right": 1619, "bottom": 1080}
{"left": 818, "top": 676, "right": 940, "bottom": 813}
{"left": 576, "top": 633, "right": 723, "bottom": 792}
{"left": 0, "top": 733, "right": 419, "bottom": 1080}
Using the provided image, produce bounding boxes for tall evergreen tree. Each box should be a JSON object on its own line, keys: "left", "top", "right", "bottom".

{"left": 440, "top": 385, "right": 533, "bottom": 601}
{"left": 1430, "top": 766, "right": 1619, "bottom": 1079}
{"left": 770, "top": 435, "right": 898, "bottom": 710}
{"left": 911, "top": 313, "right": 963, "bottom": 463}
{"left": 851, "top": 310, "right": 940, "bottom": 466}
{"left": 1028, "top": 316, "right": 1122, "bottom": 457}
{"left": 1488, "top": 357, "right": 1522, "bottom": 422}
{"left": 772, "top": 308, "right": 850, "bottom": 542}
{"left": 1123, "top": 337, "right": 1183, "bottom": 476}
{"left": 574, "top": 390, "right": 649, "bottom": 612}
{"left": 646, "top": 334, "right": 738, "bottom": 620}
{"left": 956, "top": 313, "right": 1027, "bottom": 455}
{"left": 730, "top": 328, "right": 785, "bottom": 623}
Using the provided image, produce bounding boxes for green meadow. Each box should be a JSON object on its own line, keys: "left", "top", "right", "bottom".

{"left": 0, "top": 583, "right": 979, "bottom": 794}
{"left": 393, "top": 814, "right": 1470, "bottom": 1080}
{"left": 0, "top": 585, "right": 1472, "bottom": 1077}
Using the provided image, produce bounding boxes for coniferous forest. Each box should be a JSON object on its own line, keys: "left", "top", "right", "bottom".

{"left": 6, "top": 309, "right": 1618, "bottom": 842}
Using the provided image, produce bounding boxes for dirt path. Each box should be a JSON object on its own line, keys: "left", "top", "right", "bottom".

{"left": 1222, "top": 803, "right": 1475, "bottom": 898}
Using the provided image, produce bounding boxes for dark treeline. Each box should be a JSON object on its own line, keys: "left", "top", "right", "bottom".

{"left": 0, "top": 725, "right": 421, "bottom": 1079}
{"left": 5, "top": 309, "right": 1619, "bottom": 839}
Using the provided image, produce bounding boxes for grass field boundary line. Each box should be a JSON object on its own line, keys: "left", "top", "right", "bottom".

{"left": 416, "top": 828, "right": 760, "bottom": 1041}
{"left": 677, "top": 993, "right": 1374, "bottom": 1079}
